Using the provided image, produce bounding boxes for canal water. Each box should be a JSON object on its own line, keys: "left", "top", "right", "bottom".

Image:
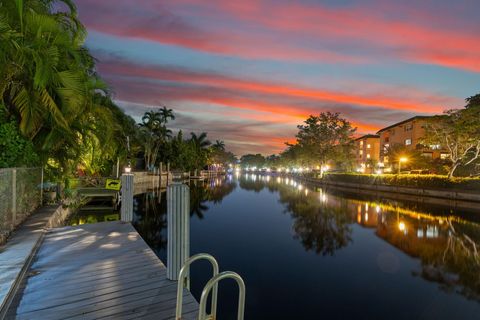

{"left": 70, "top": 174, "right": 480, "bottom": 319}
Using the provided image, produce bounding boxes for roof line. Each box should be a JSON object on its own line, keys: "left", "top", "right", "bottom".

{"left": 376, "top": 116, "right": 431, "bottom": 134}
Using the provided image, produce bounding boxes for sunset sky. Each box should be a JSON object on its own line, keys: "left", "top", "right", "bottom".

{"left": 77, "top": 0, "right": 480, "bottom": 155}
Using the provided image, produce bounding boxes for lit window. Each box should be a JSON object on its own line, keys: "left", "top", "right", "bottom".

{"left": 367, "top": 144, "right": 371, "bottom": 149}
{"left": 360, "top": 141, "right": 364, "bottom": 146}
{"left": 359, "top": 150, "right": 363, "bottom": 155}
{"left": 422, "top": 152, "right": 433, "bottom": 158}
{"left": 405, "top": 139, "right": 412, "bottom": 145}
{"left": 367, "top": 154, "right": 371, "bottom": 159}
{"left": 430, "top": 144, "right": 441, "bottom": 150}
{"left": 440, "top": 153, "right": 449, "bottom": 160}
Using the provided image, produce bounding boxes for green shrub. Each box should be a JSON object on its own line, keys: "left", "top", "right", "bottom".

{"left": 0, "top": 122, "right": 40, "bottom": 168}
{"left": 322, "top": 173, "right": 480, "bottom": 191}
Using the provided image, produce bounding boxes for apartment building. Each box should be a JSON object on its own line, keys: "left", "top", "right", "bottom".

{"left": 376, "top": 116, "right": 448, "bottom": 166}
{"left": 354, "top": 134, "right": 380, "bottom": 173}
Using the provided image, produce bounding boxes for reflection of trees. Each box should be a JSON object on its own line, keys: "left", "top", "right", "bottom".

{"left": 375, "top": 210, "right": 480, "bottom": 301}
{"left": 190, "top": 178, "right": 237, "bottom": 219}
{"left": 426, "top": 220, "right": 480, "bottom": 300}
{"left": 239, "top": 178, "right": 264, "bottom": 192}
{"left": 237, "top": 175, "right": 353, "bottom": 255}
{"left": 278, "top": 186, "right": 353, "bottom": 255}
{"left": 133, "top": 192, "right": 167, "bottom": 251}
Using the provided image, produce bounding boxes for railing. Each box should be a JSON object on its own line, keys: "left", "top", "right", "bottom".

{"left": 199, "top": 271, "right": 246, "bottom": 320}
{"left": 176, "top": 253, "right": 245, "bottom": 320}
{"left": 176, "top": 253, "right": 219, "bottom": 320}
{"left": 0, "top": 168, "right": 42, "bottom": 242}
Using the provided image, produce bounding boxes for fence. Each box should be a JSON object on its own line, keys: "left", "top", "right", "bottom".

{"left": 0, "top": 168, "right": 42, "bottom": 241}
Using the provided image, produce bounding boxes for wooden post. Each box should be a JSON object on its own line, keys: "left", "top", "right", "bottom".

{"left": 121, "top": 173, "right": 134, "bottom": 222}
{"left": 159, "top": 162, "right": 163, "bottom": 188}
{"left": 12, "top": 169, "right": 16, "bottom": 226}
{"left": 116, "top": 158, "right": 120, "bottom": 178}
{"left": 40, "top": 167, "right": 44, "bottom": 205}
{"left": 167, "top": 162, "right": 170, "bottom": 186}
{"left": 167, "top": 183, "right": 190, "bottom": 280}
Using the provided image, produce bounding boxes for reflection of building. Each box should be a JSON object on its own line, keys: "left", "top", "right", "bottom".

{"left": 376, "top": 116, "right": 449, "bottom": 165}
{"left": 354, "top": 134, "right": 380, "bottom": 173}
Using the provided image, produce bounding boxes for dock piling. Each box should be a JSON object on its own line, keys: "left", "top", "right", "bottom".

{"left": 121, "top": 173, "right": 134, "bottom": 222}
{"left": 167, "top": 183, "right": 190, "bottom": 280}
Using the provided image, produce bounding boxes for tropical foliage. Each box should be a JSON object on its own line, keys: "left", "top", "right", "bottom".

{"left": 0, "top": 0, "right": 136, "bottom": 180}
{"left": 423, "top": 94, "right": 480, "bottom": 177}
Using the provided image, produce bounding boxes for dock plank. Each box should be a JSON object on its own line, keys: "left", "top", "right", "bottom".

{"left": 6, "top": 221, "right": 198, "bottom": 320}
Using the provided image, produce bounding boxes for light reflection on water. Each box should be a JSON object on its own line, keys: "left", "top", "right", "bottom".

{"left": 71, "top": 174, "right": 480, "bottom": 319}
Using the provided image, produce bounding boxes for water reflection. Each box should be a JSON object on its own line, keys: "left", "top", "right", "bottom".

{"left": 240, "top": 173, "right": 480, "bottom": 301}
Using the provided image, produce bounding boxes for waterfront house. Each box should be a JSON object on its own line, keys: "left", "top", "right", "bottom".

{"left": 354, "top": 134, "right": 380, "bottom": 173}
{"left": 376, "top": 116, "right": 449, "bottom": 168}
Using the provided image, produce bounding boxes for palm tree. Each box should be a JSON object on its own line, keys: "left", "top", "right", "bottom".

{"left": 190, "top": 132, "right": 211, "bottom": 170}
{"left": 1, "top": 0, "right": 95, "bottom": 140}
{"left": 213, "top": 140, "right": 225, "bottom": 151}
{"left": 140, "top": 110, "right": 163, "bottom": 130}
{"left": 190, "top": 132, "right": 211, "bottom": 149}
{"left": 159, "top": 106, "right": 175, "bottom": 124}
{"left": 139, "top": 110, "right": 173, "bottom": 169}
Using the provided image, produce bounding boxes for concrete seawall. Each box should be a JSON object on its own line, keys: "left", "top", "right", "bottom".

{"left": 296, "top": 176, "right": 480, "bottom": 210}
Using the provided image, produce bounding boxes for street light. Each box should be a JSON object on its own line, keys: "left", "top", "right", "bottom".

{"left": 398, "top": 157, "right": 408, "bottom": 174}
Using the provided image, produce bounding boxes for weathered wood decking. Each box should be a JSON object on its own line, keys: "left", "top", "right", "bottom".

{"left": 6, "top": 221, "right": 198, "bottom": 320}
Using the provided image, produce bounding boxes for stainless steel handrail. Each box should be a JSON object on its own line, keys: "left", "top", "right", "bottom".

{"left": 199, "top": 271, "right": 246, "bottom": 320}
{"left": 176, "top": 253, "right": 219, "bottom": 320}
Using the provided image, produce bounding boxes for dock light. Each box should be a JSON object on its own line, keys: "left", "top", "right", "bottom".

{"left": 398, "top": 157, "right": 408, "bottom": 174}
{"left": 298, "top": 168, "right": 303, "bottom": 172}
{"left": 286, "top": 168, "right": 290, "bottom": 173}
{"left": 124, "top": 164, "right": 132, "bottom": 173}
{"left": 375, "top": 169, "right": 382, "bottom": 175}
{"left": 398, "top": 221, "right": 406, "bottom": 232}
{"left": 266, "top": 168, "right": 271, "bottom": 172}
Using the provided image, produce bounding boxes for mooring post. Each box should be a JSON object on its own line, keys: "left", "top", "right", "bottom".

{"left": 159, "top": 162, "right": 163, "bottom": 188}
{"left": 167, "top": 162, "right": 170, "bottom": 186}
{"left": 12, "top": 168, "right": 16, "bottom": 226}
{"left": 167, "top": 182, "right": 190, "bottom": 280}
{"left": 121, "top": 173, "right": 134, "bottom": 222}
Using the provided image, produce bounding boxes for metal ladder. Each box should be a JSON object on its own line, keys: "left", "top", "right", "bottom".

{"left": 176, "top": 253, "right": 246, "bottom": 320}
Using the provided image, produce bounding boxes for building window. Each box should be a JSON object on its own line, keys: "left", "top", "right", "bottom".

{"left": 405, "top": 123, "right": 413, "bottom": 131}
{"left": 385, "top": 137, "right": 389, "bottom": 143}
{"left": 367, "top": 154, "right": 371, "bottom": 159}
{"left": 430, "top": 144, "right": 441, "bottom": 150}
{"left": 367, "top": 144, "right": 371, "bottom": 149}
{"left": 422, "top": 152, "right": 433, "bottom": 158}
{"left": 440, "top": 153, "right": 449, "bottom": 160}
{"left": 360, "top": 141, "right": 364, "bottom": 146}
{"left": 405, "top": 139, "right": 412, "bottom": 145}
{"left": 359, "top": 150, "right": 363, "bottom": 155}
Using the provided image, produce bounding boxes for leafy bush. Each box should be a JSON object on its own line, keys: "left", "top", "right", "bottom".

{"left": 0, "top": 122, "right": 40, "bottom": 168}
{"left": 321, "top": 173, "right": 480, "bottom": 191}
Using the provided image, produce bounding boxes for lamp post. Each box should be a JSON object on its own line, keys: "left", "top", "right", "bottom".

{"left": 398, "top": 157, "right": 407, "bottom": 174}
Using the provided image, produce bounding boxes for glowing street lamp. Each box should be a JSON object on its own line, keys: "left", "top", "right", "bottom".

{"left": 398, "top": 157, "right": 408, "bottom": 174}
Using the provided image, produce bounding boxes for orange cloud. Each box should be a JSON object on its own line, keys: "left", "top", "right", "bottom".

{"left": 100, "top": 61, "right": 455, "bottom": 114}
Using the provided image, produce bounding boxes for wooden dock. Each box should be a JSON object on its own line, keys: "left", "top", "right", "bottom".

{"left": 6, "top": 221, "right": 198, "bottom": 320}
